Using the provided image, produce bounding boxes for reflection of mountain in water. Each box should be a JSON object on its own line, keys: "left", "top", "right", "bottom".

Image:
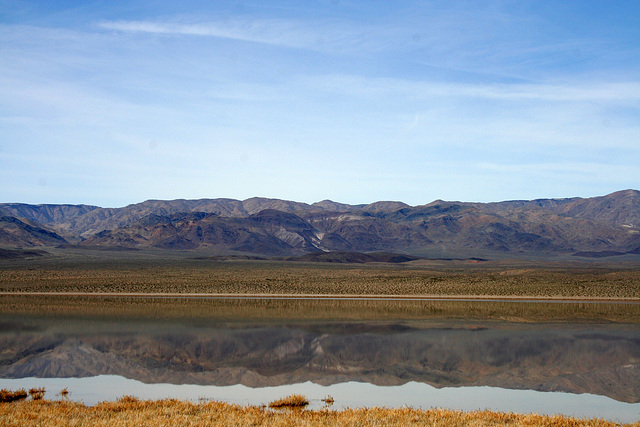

{"left": 0, "top": 319, "right": 638, "bottom": 403}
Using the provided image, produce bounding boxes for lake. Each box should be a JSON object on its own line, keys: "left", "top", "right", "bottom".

{"left": 0, "top": 296, "right": 639, "bottom": 423}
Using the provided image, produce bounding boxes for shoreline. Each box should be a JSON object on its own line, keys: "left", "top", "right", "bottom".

{"left": 1, "top": 291, "right": 639, "bottom": 304}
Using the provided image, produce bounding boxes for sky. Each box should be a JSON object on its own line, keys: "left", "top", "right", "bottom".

{"left": 1, "top": 0, "right": 639, "bottom": 207}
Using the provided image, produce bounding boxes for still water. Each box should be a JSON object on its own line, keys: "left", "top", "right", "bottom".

{"left": 0, "top": 297, "right": 639, "bottom": 422}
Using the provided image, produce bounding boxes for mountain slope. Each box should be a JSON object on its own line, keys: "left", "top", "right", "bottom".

{"left": 0, "top": 203, "right": 98, "bottom": 224}
{"left": 554, "top": 189, "right": 640, "bottom": 227}
{"left": 384, "top": 200, "right": 640, "bottom": 254}
{"left": 80, "top": 211, "right": 323, "bottom": 255}
{"left": 52, "top": 197, "right": 367, "bottom": 238}
{"left": 477, "top": 189, "right": 640, "bottom": 228}
{"left": 0, "top": 216, "right": 68, "bottom": 247}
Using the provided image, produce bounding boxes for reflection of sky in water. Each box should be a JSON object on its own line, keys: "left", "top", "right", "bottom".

{"left": 0, "top": 376, "right": 638, "bottom": 423}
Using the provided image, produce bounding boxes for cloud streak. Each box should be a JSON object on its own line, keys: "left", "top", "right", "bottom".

{"left": 98, "top": 18, "right": 381, "bottom": 54}
{"left": 308, "top": 74, "right": 640, "bottom": 102}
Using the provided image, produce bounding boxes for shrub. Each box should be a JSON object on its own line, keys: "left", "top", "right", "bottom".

{"left": 268, "top": 394, "right": 309, "bottom": 408}
{"left": 0, "top": 389, "right": 28, "bottom": 403}
{"left": 28, "top": 388, "right": 45, "bottom": 401}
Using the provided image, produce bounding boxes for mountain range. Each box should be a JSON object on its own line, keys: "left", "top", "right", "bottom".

{"left": 1, "top": 189, "right": 640, "bottom": 258}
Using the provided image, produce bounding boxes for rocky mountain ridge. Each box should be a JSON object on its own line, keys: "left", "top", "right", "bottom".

{"left": 1, "top": 189, "right": 639, "bottom": 258}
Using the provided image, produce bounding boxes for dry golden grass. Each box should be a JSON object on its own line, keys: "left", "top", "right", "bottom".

{"left": 268, "top": 394, "right": 309, "bottom": 409}
{"left": 0, "top": 398, "right": 637, "bottom": 426}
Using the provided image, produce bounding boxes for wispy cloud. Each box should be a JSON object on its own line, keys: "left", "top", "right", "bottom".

{"left": 98, "top": 18, "right": 380, "bottom": 54}
{"left": 309, "top": 74, "right": 640, "bottom": 102}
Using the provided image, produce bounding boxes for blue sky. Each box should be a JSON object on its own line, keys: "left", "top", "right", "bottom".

{"left": 1, "top": 1, "right": 639, "bottom": 207}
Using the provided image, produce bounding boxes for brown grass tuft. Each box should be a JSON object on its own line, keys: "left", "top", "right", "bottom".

{"left": 116, "top": 396, "right": 140, "bottom": 404}
{"left": 0, "top": 389, "right": 28, "bottom": 403}
{"left": 28, "top": 388, "right": 45, "bottom": 401}
{"left": 59, "top": 388, "right": 69, "bottom": 399}
{"left": 268, "top": 394, "right": 309, "bottom": 408}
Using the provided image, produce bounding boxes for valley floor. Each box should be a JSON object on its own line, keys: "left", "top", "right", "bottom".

{"left": 1, "top": 250, "right": 639, "bottom": 322}
{"left": 1, "top": 250, "right": 640, "bottom": 298}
